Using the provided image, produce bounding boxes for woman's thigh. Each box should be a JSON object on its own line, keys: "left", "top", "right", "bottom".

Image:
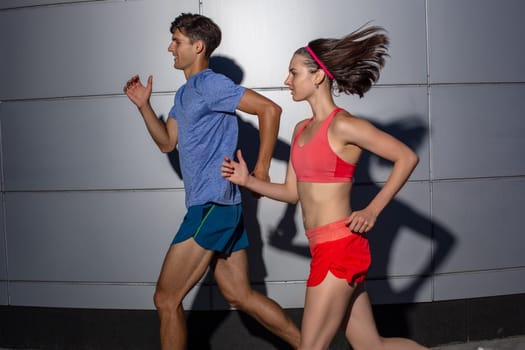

{"left": 300, "top": 271, "right": 355, "bottom": 349}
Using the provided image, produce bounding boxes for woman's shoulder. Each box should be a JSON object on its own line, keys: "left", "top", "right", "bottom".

{"left": 294, "top": 117, "right": 311, "bottom": 131}
{"left": 297, "top": 117, "right": 311, "bottom": 127}
{"left": 332, "top": 108, "right": 354, "bottom": 121}
{"left": 331, "top": 109, "right": 372, "bottom": 139}
{"left": 290, "top": 118, "right": 311, "bottom": 140}
{"left": 332, "top": 109, "right": 358, "bottom": 129}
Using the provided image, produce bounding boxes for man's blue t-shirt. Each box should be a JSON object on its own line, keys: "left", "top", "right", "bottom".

{"left": 168, "top": 69, "right": 246, "bottom": 208}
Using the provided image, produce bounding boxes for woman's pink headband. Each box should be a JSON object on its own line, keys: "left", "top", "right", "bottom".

{"left": 306, "top": 45, "right": 334, "bottom": 80}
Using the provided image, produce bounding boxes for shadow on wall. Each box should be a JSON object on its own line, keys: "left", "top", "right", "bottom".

{"left": 164, "top": 55, "right": 457, "bottom": 348}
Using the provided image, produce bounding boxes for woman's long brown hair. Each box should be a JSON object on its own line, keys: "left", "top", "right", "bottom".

{"left": 298, "top": 25, "right": 390, "bottom": 97}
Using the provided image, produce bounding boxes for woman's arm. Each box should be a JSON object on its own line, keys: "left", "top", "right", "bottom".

{"left": 222, "top": 149, "right": 299, "bottom": 204}
{"left": 334, "top": 114, "right": 419, "bottom": 233}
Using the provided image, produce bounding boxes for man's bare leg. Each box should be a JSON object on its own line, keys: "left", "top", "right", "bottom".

{"left": 154, "top": 238, "right": 215, "bottom": 350}
{"left": 213, "top": 249, "right": 301, "bottom": 349}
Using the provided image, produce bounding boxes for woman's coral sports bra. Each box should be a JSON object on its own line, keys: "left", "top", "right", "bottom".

{"left": 291, "top": 107, "right": 356, "bottom": 183}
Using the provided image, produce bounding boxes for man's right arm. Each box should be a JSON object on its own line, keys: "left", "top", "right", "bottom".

{"left": 138, "top": 102, "right": 178, "bottom": 153}
{"left": 124, "top": 75, "right": 178, "bottom": 153}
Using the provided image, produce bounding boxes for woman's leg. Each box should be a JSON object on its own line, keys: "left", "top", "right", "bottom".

{"left": 344, "top": 283, "right": 428, "bottom": 350}
{"left": 299, "top": 271, "right": 355, "bottom": 350}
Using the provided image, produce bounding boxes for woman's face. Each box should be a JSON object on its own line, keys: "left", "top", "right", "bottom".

{"left": 284, "top": 54, "right": 317, "bottom": 102}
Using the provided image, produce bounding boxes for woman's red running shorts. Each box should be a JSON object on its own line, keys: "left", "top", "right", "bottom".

{"left": 306, "top": 219, "right": 371, "bottom": 287}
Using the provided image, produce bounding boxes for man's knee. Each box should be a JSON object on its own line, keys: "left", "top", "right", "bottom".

{"left": 154, "top": 287, "right": 182, "bottom": 313}
{"left": 221, "top": 287, "right": 253, "bottom": 310}
{"left": 221, "top": 289, "right": 243, "bottom": 309}
{"left": 153, "top": 288, "right": 168, "bottom": 310}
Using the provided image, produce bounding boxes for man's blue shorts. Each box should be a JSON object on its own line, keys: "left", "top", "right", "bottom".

{"left": 172, "top": 202, "right": 249, "bottom": 254}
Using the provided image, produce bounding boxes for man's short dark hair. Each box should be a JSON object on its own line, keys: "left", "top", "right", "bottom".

{"left": 171, "top": 13, "right": 221, "bottom": 58}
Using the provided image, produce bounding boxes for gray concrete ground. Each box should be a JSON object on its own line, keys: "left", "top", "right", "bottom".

{"left": 1, "top": 335, "right": 524, "bottom": 350}
{"left": 431, "top": 335, "right": 525, "bottom": 350}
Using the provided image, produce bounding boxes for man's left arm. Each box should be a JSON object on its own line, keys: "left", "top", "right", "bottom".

{"left": 236, "top": 89, "right": 281, "bottom": 181}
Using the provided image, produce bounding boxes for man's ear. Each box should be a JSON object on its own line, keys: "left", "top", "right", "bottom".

{"left": 194, "top": 39, "right": 206, "bottom": 55}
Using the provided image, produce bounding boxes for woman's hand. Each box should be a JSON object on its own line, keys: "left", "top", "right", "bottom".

{"left": 222, "top": 149, "right": 251, "bottom": 187}
{"left": 345, "top": 207, "right": 377, "bottom": 234}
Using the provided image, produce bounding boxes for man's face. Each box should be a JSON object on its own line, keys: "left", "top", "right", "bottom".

{"left": 167, "top": 29, "right": 198, "bottom": 70}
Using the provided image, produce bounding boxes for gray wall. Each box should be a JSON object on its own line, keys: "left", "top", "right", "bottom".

{"left": 1, "top": 0, "right": 524, "bottom": 310}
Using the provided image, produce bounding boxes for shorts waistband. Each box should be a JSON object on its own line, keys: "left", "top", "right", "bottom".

{"left": 305, "top": 218, "right": 352, "bottom": 246}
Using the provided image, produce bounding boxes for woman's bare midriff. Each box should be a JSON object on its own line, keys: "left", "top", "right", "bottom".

{"left": 297, "top": 181, "right": 352, "bottom": 230}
